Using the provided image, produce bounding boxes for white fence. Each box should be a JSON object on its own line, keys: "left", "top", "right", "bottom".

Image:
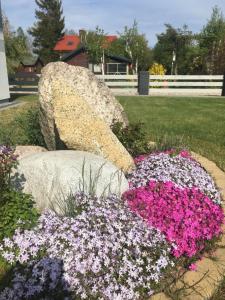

{"left": 9, "top": 74, "right": 225, "bottom": 96}
{"left": 97, "top": 75, "right": 138, "bottom": 95}
{"left": 97, "top": 75, "right": 224, "bottom": 96}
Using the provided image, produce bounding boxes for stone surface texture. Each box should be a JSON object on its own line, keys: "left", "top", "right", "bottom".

{"left": 12, "top": 150, "right": 129, "bottom": 213}
{"left": 38, "top": 62, "right": 133, "bottom": 172}
{"left": 149, "top": 152, "right": 225, "bottom": 300}
{"left": 15, "top": 145, "right": 47, "bottom": 160}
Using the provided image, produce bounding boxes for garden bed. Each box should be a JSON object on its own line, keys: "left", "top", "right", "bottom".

{"left": 151, "top": 152, "right": 225, "bottom": 300}
{"left": 0, "top": 146, "right": 224, "bottom": 299}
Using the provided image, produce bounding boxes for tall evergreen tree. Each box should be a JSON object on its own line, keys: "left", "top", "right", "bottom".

{"left": 198, "top": 6, "right": 225, "bottom": 74}
{"left": 28, "top": 0, "right": 65, "bottom": 63}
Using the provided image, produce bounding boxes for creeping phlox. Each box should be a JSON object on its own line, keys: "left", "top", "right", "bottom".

{"left": 0, "top": 194, "right": 172, "bottom": 300}
{"left": 129, "top": 150, "right": 221, "bottom": 205}
{"left": 123, "top": 180, "right": 224, "bottom": 258}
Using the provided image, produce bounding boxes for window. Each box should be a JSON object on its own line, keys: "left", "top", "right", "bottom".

{"left": 107, "top": 63, "right": 127, "bottom": 74}
{"left": 67, "top": 41, "right": 74, "bottom": 46}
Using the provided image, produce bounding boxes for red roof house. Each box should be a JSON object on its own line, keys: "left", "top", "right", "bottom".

{"left": 54, "top": 30, "right": 117, "bottom": 54}
{"left": 54, "top": 30, "right": 131, "bottom": 75}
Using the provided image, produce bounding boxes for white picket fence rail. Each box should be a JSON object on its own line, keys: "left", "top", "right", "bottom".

{"left": 97, "top": 74, "right": 224, "bottom": 96}
{"left": 9, "top": 74, "right": 225, "bottom": 96}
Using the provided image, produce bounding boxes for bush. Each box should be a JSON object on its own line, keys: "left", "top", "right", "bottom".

{"left": 0, "top": 145, "right": 39, "bottom": 241}
{"left": 0, "top": 145, "right": 18, "bottom": 192}
{"left": 13, "top": 107, "right": 46, "bottom": 147}
{"left": 111, "top": 121, "right": 150, "bottom": 156}
{"left": 0, "top": 190, "right": 39, "bottom": 241}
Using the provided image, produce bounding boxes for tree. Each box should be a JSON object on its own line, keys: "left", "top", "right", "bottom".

{"left": 111, "top": 21, "right": 152, "bottom": 73}
{"left": 28, "top": 0, "right": 65, "bottom": 63}
{"left": 198, "top": 6, "right": 225, "bottom": 74}
{"left": 80, "top": 26, "right": 108, "bottom": 74}
{"left": 2, "top": 14, "right": 32, "bottom": 76}
{"left": 154, "top": 24, "right": 194, "bottom": 74}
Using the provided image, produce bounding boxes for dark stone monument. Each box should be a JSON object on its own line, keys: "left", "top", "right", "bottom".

{"left": 138, "top": 71, "right": 149, "bottom": 95}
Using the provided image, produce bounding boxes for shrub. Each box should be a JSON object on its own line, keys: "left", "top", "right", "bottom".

{"left": 149, "top": 63, "right": 167, "bottom": 75}
{"left": 0, "top": 145, "right": 18, "bottom": 192}
{"left": 111, "top": 121, "right": 150, "bottom": 156}
{"left": 0, "top": 145, "right": 39, "bottom": 241}
{"left": 0, "top": 190, "right": 39, "bottom": 241}
{"left": 128, "top": 150, "right": 221, "bottom": 204}
{"left": 0, "top": 193, "right": 172, "bottom": 299}
{"left": 13, "top": 107, "right": 46, "bottom": 147}
{"left": 123, "top": 180, "right": 224, "bottom": 258}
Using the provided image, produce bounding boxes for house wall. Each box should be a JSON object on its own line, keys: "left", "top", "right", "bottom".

{"left": 66, "top": 52, "right": 89, "bottom": 68}
{"left": 18, "top": 62, "right": 43, "bottom": 74}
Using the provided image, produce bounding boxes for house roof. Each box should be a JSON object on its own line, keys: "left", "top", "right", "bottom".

{"left": 54, "top": 34, "right": 117, "bottom": 51}
{"left": 61, "top": 46, "right": 86, "bottom": 61}
{"left": 54, "top": 35, "right": 81, "bottom": 51}
{"left": 61, "top": 46, "right": 132, "bottom": 64}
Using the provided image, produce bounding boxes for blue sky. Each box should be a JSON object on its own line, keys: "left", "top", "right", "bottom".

{"left": 2, "top": 0, "right": 225, "bottom": 46}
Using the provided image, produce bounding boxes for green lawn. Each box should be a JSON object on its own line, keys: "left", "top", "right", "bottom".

{"left": 118, "top": 96, "right": 225, "bottom": 172}
{"left": 1, "top": 94, "right": 225, "bottom": 172}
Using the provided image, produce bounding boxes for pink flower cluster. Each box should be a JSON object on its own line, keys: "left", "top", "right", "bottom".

{"left": 123, "top": 180, "right": 224, "bottom": 258}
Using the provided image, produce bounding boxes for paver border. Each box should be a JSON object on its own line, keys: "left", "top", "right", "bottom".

{"left": 150, "top": 152, "right": 225, "bottom": 300}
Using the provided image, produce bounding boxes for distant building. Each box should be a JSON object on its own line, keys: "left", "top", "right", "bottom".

{"left": 0, "top": 0, "right": 10, "bottom": 102}
{"left": 17, "top": 57, "right": 44, "bottom": 74}
{"left": 54, "top": 30, "right": 131, "bottom": 75}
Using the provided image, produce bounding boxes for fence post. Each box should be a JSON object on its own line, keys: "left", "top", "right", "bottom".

{"left": 138, "top": 71, "right": 149, "bottom": 95}
{"left": 222, "top": 72, "right": 225, "bottom": 96}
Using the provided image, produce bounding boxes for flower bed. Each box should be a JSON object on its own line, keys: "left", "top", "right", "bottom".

{"left": 129, "top": 150, "right": 221, "bottom": 205}
{"left": 0, "top": 148, "right": 224, "bottom": 300}
{"left": 123, "top": 180, "right": 224, "bottom": 258}
{"left": 0, "top": 194, "right": 172, "bottom": 300}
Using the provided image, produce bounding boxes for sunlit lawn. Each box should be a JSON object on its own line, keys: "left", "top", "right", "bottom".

{"left": 118, "top": 96, "right": 225, "bottom": 172}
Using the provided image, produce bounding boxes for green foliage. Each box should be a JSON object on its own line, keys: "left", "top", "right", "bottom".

{"left": 198, "top": 6, "right": 225, "bottom": 74}
{"left": 0, "top": 190, "right": 39, "bottom": 241}
{"left": 3, "top": 13, "right": 32, "bottom": 77}
{"left": 0, "top": 145, "right": 39, "bottom": 241}
{"left": 28, "top": 0, "right": 65, "bottom": 63}
{"left": 83, "top": 26, "right": 106, "bottom": 66}
{"left": 111, "top": 121, "right": 150, "bottom": 156}
{"left": 154, "top": 24, "right": 195, "bottom": 75}
{"left": 0, "top": 146, "right": 18, "bottom": 192}
{"left": 111, "top": 20, "right": 153, "bottom": 73}
{"left": 13, "top": 107, "right": 46, "bottom": 147}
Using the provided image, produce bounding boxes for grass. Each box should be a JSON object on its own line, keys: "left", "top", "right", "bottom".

{"left": 118, "top": 96, "right": 225, "bottom": 172}
{"left": 1, "top": 94, "right": 225, "bottom": 172}
{"left": 0, "top": 95, "right": 39, "bottom": 145}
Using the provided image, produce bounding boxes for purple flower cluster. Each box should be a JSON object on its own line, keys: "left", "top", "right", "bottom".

{"left": 0, "top": 194, "right": 172, "bottom": 300}
{"left": 128, "top": 151, "right": 221, "bottom": 204}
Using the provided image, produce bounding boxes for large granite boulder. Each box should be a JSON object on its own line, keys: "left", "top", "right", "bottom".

{"left": 12, "top": 151, "right": 129, "bottom": 213}
{"left": 38, "top": 62, "right": 134, "bottom": 172}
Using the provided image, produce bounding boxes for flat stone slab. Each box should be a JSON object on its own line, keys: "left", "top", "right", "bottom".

{"left": 149, "top": 152, "right": 225, "bottom": 300}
